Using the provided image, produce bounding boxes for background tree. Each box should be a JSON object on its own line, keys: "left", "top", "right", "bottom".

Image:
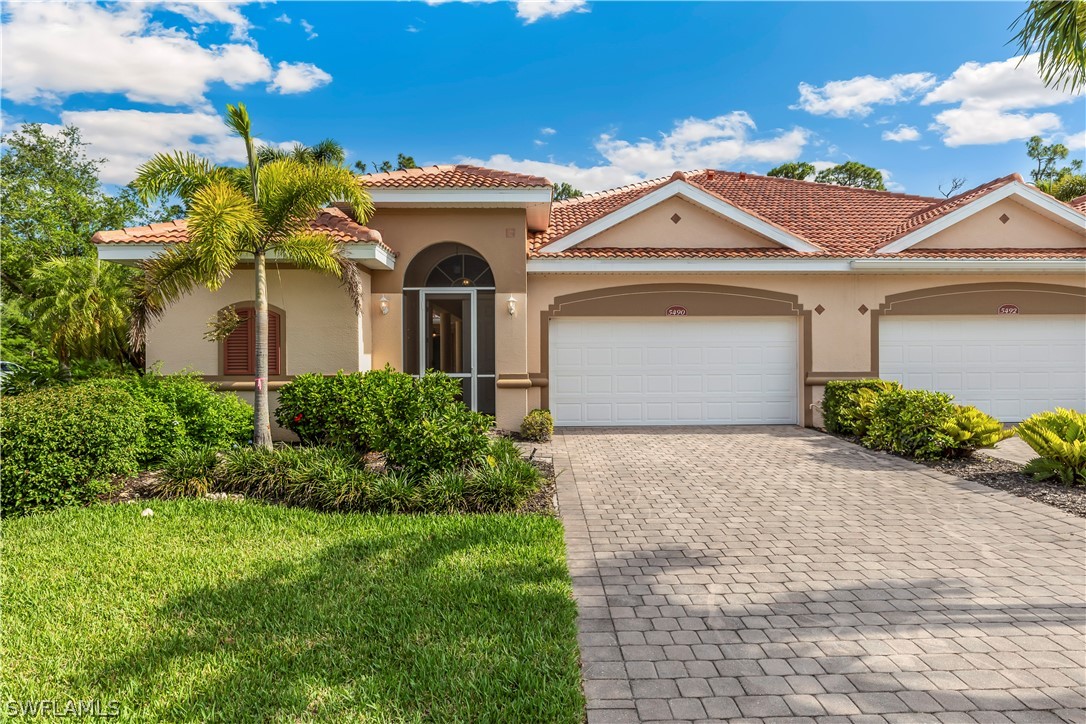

{"left": 1025, "top": 134, "right": 1085, "bottom": 200}
{"left": 1011, "top": 0, "right": 1086, "bottom": 93}
{"left": 25, "top": 257, "right": 138, "bottom": 379}
{"left": 133, "top": 103, "right": 374, "bottom": 449}
{"left": 939, "top": 177, "right": 967, "bottom": 198}
{"left": 0, "top": 125, "right": 140, "bottom": 295}
{"left": 814, "top": 161, "right": 887, "bottom": 190}
{"left": 766, "top": 162, "right": 816, "bottom": 181}
{"left": 354, "top": 153, "right": 417, "bottom": 174}
{"left": 258, "top": 139, "right": 347, "bottom": 167}
{"left": 552, "top": 182, "right": 583, "bottom": 201}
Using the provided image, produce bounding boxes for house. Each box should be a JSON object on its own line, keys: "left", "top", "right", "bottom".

{"left": 94, "top": 165, "right": 1086, "bottom": 435}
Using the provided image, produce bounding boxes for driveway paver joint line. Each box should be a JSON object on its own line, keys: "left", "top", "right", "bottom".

{"left": 548, "top": 426, "right": 1086, "bottom": 722}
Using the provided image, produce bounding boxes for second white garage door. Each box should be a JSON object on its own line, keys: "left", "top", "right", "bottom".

{"left": 549, "top": 317, "right": 798, "bottom": 426}
{"left": 879, "top": 315, "right": 1086, "bottom": 422}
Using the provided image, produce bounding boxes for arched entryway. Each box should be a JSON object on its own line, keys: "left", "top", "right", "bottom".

{"left": 402, "top": 243, "right": 496, "bottom": 414}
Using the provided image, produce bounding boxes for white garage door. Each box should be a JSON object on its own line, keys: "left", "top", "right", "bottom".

{"left": 879, "top": 315, "right": 1086, "bottom": 422}
{"left": 549, "top": 317, "right": 798, "bottom": 426}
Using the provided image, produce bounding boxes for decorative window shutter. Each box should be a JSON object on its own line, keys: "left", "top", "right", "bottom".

{"left": 222, "top": 307, "right": 282, "bottom": 376}
{"left": 223, "top": 308, "right": 253, "bottom": 375}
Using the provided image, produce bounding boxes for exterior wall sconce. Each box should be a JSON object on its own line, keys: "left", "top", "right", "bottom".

{"left": 379, "top": 296, "right": 390, "bottom": 315}
{"left": 507, "top": 296, "right": 517, "bottom": 316}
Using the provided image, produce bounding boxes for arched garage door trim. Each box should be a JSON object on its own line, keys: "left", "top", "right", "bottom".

{"left": 537, "top": 283, "right": 813, "bottom": 422}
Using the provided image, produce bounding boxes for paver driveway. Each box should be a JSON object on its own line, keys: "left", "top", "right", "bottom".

{"left": 539, "top": 427, "right": 1085, "bottom": 724}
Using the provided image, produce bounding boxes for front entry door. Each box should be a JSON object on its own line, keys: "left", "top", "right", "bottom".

{"left": 419, "top": 290, "right": 484, "bottom": 410}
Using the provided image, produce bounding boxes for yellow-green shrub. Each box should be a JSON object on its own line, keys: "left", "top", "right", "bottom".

{"left": 942, "top": 405, "right": 1014, "bottom": 457}
{"left": 1017, "top": 408, "right": 1086, "bottom": 486}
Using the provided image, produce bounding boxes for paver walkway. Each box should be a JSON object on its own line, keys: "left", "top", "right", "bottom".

{"left": 538, "top": 427, "right": 1085, "bottom": 724}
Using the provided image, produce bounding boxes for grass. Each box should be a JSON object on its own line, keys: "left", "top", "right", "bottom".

{"left": 2, "top": 500, "right": 584, "bottom": 723}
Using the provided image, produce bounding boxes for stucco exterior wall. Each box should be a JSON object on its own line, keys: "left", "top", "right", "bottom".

{"left": 364, "top": 208, "right": 531, "bottom": 429}
{"left": 577, "top": 197, "right": 778, "bottom": 249}
{"left": 525, "top": 271, "right": 1086, "bottom": 425}
{"left": 146, "top": 267, "right": 368, "bottom": 377}
{"left": 913, "top": 198, "right": 1085, "bottom": 250}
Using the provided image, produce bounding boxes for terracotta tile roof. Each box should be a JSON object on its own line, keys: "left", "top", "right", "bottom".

{"left": 874, "top": 174, "right": 1022, "bottom": 248}
{"left": 530, "top": 170, "right": 1086, "bottom": 259}
{"left": 530, "top": 170, "right": 940, "bottom": 257}
{"left": 92, "top": 207, "right": 390, "bottom": 253}
{"left": 359, "top": 164, "right": 551, "bottom": 189}
{"left": 533, "top": 246, "right": 1086, "bottom": 260}
{"left": 1070, "top": 194, "right": 1086, "bottom": 213}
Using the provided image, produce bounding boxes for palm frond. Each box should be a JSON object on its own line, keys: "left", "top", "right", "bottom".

{"left": 187, "top": 179, "right": 261, "bottom": 284}
{"left": 1011, "top": 1, "right": 1086, "bottom": 93}
{"left": 226, "top": 102, "right": 259, "bottom": 202}
{"left": 271, "top": 232, "right": 342, "bottom": 275}
{"left": 336, "top": 251, "right": 367, "bottom": 316}
{"left": 129, "top": 244, "right": 207, "bottom": 349}
{"left": 259, "top": 160, "right": 376, "bottom": 237}
{"left": 26, "top": 256, "right": 137, "bottom": 361}
{"left": 132, "top": 151, "right": 224, "bottom": 204}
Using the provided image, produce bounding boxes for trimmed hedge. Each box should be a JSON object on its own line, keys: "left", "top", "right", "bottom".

{"left": 1, "top": 385, "right": 145, "bottom": 516}
{"left": 98, "top": 373, "right": 253, "bottom": 463}
{"left": 862, "top": 388, "right": 957, "bottom": 460}
{"left": 275, "top": 367, "right": 493, "bottom": 477}
{"left": 520, "top": 409, "right": 554, "bottom": 442}
{"left": 824, "top": 378, "right": 1012, "bottom": 460}
{"left": 821, "top": 379, "right": 901, "bottom": 434}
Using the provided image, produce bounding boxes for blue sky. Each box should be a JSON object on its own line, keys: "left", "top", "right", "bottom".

{"left": 3, "top": 1, "right": 1083, "bottom": 197}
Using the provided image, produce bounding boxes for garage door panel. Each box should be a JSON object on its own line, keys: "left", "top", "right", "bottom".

{"left": 879, "top": 315, "right": 1085, "bottom": 423}
{"left": 550, "top": 317, "right": 798, "bottom": 426}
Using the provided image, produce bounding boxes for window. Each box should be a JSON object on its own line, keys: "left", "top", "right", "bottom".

{"left": 222, "top": 306, "right": 282, "bottom": 376}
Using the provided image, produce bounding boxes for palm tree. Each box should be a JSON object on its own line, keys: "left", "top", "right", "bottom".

{"left": 26, "top": 256, "right": 137, "bottom": 379}
{"left": 257, "top": 138, "right": 347, "bottom": 167}
{"left": 132, "top": 103, "right": 373, "bottom": 448}
{"left": 1011, "top": 1, "right": 1086, "bottom": 93}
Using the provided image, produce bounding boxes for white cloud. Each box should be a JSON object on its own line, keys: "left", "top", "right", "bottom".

{"left": 163, "top": 1, "right": 253, "bottom": 40}
{"left": 461, "top": 112, "right": 810, "bottom": 190}
{"left": 533, "top": 139, "right": 547, "bottom": 147}
{"left": 0, "top": 2, "right": 332, "bottom": 107}
{"left": 269, "top": 62, "right": 332, "bottom": 95}
{"left": 882, "top": 125, "right": 920, "bottom": 142}
{"left": 928, "top": 107, "right": 1063, "bottom": 147}
{"left": 300, "top": 19, "right": 318, "bottom": 40}
{"left": 516, "top": 0, "right": 587, "bottom": 23}
{"left": 406, "top": 24, "right": 421, "bottom": 33}
{"left": 35, "top": 109, "right": 262, "bottom": 184}
{"left": 921, "top": 54, "right": 1081, "bottom": 147}
{"left": 275, "top": 13, "right": 292, "bottom": 24}
{"left": 794, "top": 72, "right": 935, "bottom": 118}
{"left": 540, "top": 127, "right": 557, "bottom": 135}
{"left": 424, "top": 0, "right": 586, "bottom": 24}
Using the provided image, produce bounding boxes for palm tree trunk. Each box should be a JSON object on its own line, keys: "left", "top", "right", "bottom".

{"left": 252, "top": 250, "right": 273, "bottom": 449}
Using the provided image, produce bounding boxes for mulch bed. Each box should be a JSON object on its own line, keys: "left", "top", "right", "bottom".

{"left": 822, "top": 430, "right": 1085, "bottom": 519}
{"left": 918, "top": 454, "right": 1086, "bottom": 519}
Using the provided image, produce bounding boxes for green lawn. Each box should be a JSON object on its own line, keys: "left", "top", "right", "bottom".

{"left": 2, "top": 501, "right": 584, "bottom": 723}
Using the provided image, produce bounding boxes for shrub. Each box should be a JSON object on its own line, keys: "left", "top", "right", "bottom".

{"left": 275, "top": 367, "right": 492, "bottom": 476}
{"left": 1017, "top": 408, "right": 1086, "bottom": 486}
{"left": 272, "top": 372, "right": 333, "bottom": 445}
{"left": 96, "top": 373, "right": 253, "bottom": 464}
{"left": 157, "top": 445, "right": 220, "bottom": 498}
{"left": 821, "top": 379, "right": 902, "bottom": 434}
{"left": 862, "top": 388, "right": 957, "bottom": 460}
{"left": 942, "top": 406, "right": 1014, "bottom": 457}
{"left": 369, "top": 470, "right": 420, "bottom": 513}
{"left": 465, "top": 438, "right": 543, "bottom": 512}
{"left": 420, "top": 469, "right": 470, "bottom": 513}
{"left": 520, "top": 408, "right": 554, "bottom": 442}
{"left": 217, "top": 445, "right": 370, "bottom": 508}
{"left": 1, "top": 385, "right": 145, "bottom": 516}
